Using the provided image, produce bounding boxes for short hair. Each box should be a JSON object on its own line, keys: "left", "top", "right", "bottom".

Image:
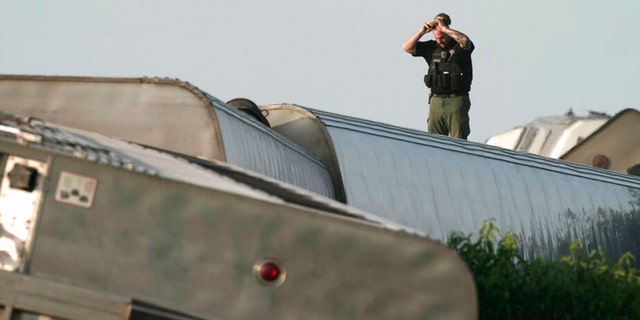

{"left": 434, "top": 13, "right": 451, "bottom": 26}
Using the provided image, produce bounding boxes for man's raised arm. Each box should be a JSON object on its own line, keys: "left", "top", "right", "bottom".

{"left": 402, "top": 21, "right": 436, "bottom": 54}
{"left": 434, "top": 17, "right": 473, "bottom": 50}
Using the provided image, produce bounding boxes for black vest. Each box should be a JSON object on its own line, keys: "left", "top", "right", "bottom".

{"left": 424, "top": 43, "right": 472, "bottom": 94}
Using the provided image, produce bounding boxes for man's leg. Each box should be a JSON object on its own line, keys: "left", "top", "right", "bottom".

{"left": 427, "top": 96, "right": 449, "bottom": 136}
{"left": 446, "top": 95, "right": 471, "bottom": 139}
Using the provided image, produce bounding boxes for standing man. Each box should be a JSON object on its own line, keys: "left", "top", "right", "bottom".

{"left": 403, "top": 13, "right": 474, "bottom": 140}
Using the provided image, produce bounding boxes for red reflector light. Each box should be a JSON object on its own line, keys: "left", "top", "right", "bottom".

{"left": 592, "top": 154, "right": 610, "bottom": 169}
{"left": 259, "top": 262, "right": 280, "bottom": 282}
{"left": 253, "top": 259, "right": 286, "bottom": 287}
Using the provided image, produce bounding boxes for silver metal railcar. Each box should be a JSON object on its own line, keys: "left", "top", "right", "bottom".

{"left": 262, "top": 104, "right": 640, "bottom": 263}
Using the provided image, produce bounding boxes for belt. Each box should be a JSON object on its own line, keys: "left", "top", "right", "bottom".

{"left": 431, "top": 93, "right": 467, "bottom": 98}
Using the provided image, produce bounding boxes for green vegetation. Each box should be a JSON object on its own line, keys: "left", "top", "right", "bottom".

{"left": 447, "top": 220, "right": 640, "bottom": 319}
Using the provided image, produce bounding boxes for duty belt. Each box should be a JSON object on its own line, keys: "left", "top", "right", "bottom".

{"left": 431, "top": 93, "right": 468, "bottom": 98}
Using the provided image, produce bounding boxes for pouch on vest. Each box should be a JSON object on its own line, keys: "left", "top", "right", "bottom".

{"left": 449, "top": 64, "right": 463, "bottom": 92}
{"left": 424, "top": 58, "right": 440, "bottom": 88}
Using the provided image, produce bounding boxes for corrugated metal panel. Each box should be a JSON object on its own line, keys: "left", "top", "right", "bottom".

{"left": 264, "top": 105, "right": 640, "bottom": 263}
{"left": 207, "top": 95, "right": 335, "bottom": 199}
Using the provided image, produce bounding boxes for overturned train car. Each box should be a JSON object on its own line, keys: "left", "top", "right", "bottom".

{"left": 262, "top": 104, "right": 640, "bottom": 263}
{"left": 0, "top": 111, "right": 475, "bottom": 319}
{"left": 2, "top": 74, "right": 640, "bottom": 266}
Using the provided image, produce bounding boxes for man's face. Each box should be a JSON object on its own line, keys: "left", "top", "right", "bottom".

{"left": 433, "top": 30, "right": 450, "bottom": 48}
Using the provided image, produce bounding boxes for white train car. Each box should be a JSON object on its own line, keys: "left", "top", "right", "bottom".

{"left": 485, "top": 109, "right": 610, "bottom": 158}
{"left": 485, "top": 108, "right": 640, "bottom": 176}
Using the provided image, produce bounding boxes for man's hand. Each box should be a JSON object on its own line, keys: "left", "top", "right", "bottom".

{"left": 432, "top": 17, "right": 447, "bottom": 31}
{"left": 404, "top": 20, "right": 438, "bottom": 54}
{"left": 421, "top": 21, "right": 438, "bottom": 34}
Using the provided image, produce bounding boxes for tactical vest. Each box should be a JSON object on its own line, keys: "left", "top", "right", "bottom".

{"left": 424, "top": 44, "right": 472, "bottom": 94}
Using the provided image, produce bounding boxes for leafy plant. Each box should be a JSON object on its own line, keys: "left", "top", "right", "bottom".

{"left": 448, "top": 220, "right": 640, "bottom": 319}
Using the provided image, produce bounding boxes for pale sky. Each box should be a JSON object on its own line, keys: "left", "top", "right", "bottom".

{"left": 2, "top": 1, "right": 639, "bottom": 142}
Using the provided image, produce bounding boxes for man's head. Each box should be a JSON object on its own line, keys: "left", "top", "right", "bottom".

{"left": 434, "top": 13, "right": 451, "bottom": 26}
{"left": 433, "top": 30, "right": 450, "bottom": 48}
{"left": 432, "top": 13, "right": 451, "bottom": 48}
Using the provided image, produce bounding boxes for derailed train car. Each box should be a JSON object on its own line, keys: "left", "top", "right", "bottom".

{"left": 261, "top": 104, "right": 640, "bottom": 263}
{"left": 0, "top": 112, "right": 475, "bottom": 319}
{"left": 1, "top": 74, "right": 640, "bottom": 266}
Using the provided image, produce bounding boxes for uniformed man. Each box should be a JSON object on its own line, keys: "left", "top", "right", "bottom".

{"left": 403, "top": 13, "right": 474, "bottom": 140}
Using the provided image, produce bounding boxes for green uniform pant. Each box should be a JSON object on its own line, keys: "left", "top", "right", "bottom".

{"left": 428, "top": 94, "right": 471, "bottom": 140}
